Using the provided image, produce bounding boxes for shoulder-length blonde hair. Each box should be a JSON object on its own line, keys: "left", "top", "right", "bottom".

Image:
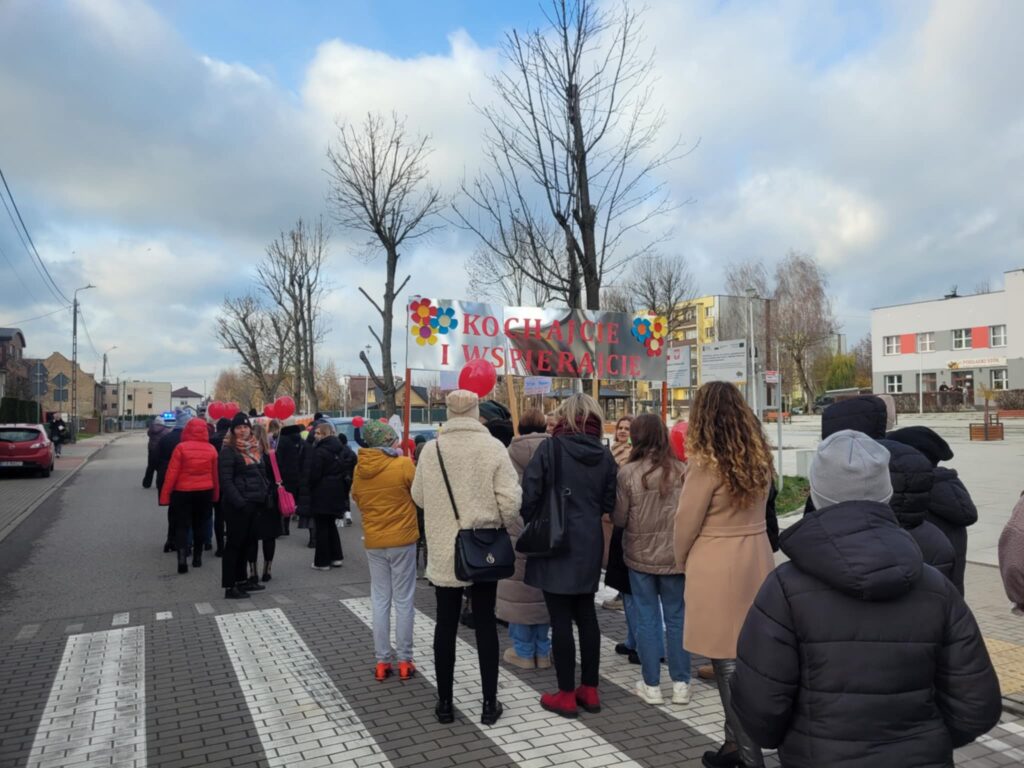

{"left": 557, "top": 393, "right": 605, "bottom": 433}
{"left": 685, "top": 381, "right": 773, "bottom": 505}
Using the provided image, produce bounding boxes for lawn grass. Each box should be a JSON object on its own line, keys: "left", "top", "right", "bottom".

{"left": 776, "top": 475, "right": 810, "bottom": 516}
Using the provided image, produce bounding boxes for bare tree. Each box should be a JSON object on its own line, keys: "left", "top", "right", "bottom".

{"left": 623, "top": 254, "right": 696, "bottom": 339}
{"left": 453, "top": 0, "right": 691, "bottom": 310}
{"left": 212, "top": 367, "right": 264, "bottom": 411}
{"left": 852, "top": 333, "right": 872, "bottom": 388}
{"left": 466, "top": 220, "right": 559, "bottom": 306}
{"left": 773, "top": 251, "right": 838, "bottom": 401}
{"left": 314, "top": 360, "right": 344, "bottom": 412}
{"left": 214, "top": 294, "right": 291, "bottom": 402}
{"left": 326, "top": 112, "right": 444, "bottom": 417}
{"left": 258, "top": 217, "right": 329, "bottom": 412}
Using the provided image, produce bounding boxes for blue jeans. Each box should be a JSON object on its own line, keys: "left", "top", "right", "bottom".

{"left": 629, "top": 570, "right": 690, "bottom": 686}
{"left": 508, "top": 622, "right": 551, "bottom": 659}
{"left": 623, "top": 593, "right": 640, "bottom": 650}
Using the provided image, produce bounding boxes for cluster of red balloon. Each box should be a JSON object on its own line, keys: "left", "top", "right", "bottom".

{"left": 263, "top": 396, "right": 296, "bottom": 420}
{"left": 206, "top": 401, "right": 240, "bottom": 421}
{"left": 670, "top": 421, "right": 688, "bottom": 462}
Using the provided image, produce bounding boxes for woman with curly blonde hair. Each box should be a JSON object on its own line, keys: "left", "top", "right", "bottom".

{"left": 674, "top": 381, "right": 774, "bottom": 768}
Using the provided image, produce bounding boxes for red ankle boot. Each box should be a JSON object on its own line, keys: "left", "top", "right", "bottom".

{"left": 540, "top": 690, "right": 578, "bottom": 718}
{"left": 575, "top": 684, "right": 601, "bottom": 713}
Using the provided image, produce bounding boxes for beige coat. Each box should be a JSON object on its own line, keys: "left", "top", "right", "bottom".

{"left": 411, "top": 418, "right": 522, "bottom": 588}
{"left": 613, "top": 458, "right": 684, "bottom": 575}
{"left": 497, "top": 432, "right": 551, "bottom": 625}
{"left": 673, "top": 461, "right": 773, "bottom": 659}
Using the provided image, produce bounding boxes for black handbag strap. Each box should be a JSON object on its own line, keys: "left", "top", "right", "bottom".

{"left": 435, "top": 440, "right": 460, "bottom": 522}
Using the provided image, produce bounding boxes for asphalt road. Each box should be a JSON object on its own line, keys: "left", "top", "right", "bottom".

{"left": 0, "top": 433, "right": 377, "bottom": 630}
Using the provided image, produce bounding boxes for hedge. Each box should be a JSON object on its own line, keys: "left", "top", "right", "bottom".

{"left": 0, "top": 397, "right": 42, "bottom": 423}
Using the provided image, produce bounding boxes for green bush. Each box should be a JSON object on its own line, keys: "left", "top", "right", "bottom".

{"left": 0, "top": 397, "right": 41, "bottom": 423}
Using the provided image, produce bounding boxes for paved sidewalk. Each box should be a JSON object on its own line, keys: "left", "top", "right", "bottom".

{"left": 966, "top": 563, "right": 1024, "bottom": 713}
{"left": 0, "top": 432, "right": 123, "bottom": 543}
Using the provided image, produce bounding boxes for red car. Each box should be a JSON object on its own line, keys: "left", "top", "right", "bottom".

{"left": 0, "top": 423, "right": 56, "bottom": 477}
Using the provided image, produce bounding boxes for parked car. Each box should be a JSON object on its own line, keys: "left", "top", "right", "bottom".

{"left": 326, "top": 418, "right": 439, "bottom": 454}
{"left": 0, "top": 423, "right": 56, "bottom": 477}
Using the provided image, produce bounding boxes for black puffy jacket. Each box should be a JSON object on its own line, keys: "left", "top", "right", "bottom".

{"left": 300, "top": 435, "right": 356, "bottom": 518}
{"left": 821, "top": 396, "right": 887, "bottom": 439}
{"left": 731, "top": 500, "right": 1002, "bottom": 768}
{"left": 155, "top": 428, "right": 183, "bottom": 492}
{"left": 878, "top": 439, "right": 957, "bottom": 583}
{"left": 218, "top": 444, "right": 273, "bottom": 511}
{"left": 274, "top": 425, "right": 306, "bottom": 496}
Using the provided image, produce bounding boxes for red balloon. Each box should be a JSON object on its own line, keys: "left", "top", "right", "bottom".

{"left": 224, "top": 402, "right": 240, "bottom": 418}
{"left": 458, "top": 359, "right": 497, "bottom": 398}
{"left": 207, "top": 401, "right": 225, "bottom": 420}
{"left": 670, "top": 421, "right": 688, "bottom": 462}
{"left": 263, "top": 403, "right": 277, "bottom": 419}
{"left": 274, "top": 395, "right": 296, "bottom": 419}
{"left": 352, "top": 416, "right": 365, "bottom": 428}
{"left": 378, "top": 417, "right": 388, "bottom": 424}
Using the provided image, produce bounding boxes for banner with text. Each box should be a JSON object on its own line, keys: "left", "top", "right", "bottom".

{"left": 700, "top": 339, "right": 748, "bottom": 384}
{"left": 407, "top": 297, "right": 669, "bottom": 381}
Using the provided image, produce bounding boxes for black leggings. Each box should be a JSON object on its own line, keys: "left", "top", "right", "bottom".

{"left": 171, "top": 490, "right": 212, "bottom": 556}
{"left": 247, "top": 536, "right": 276, "bottom": 565}
{"left": 434, "top": 583, "right": 498, "bottom": 701}
{"left": 544, "top": 591, "right": 600, "bottom": 692}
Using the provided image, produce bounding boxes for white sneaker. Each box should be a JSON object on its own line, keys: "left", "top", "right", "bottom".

{"left": 634, "top": 680, "right": 663, "bottom": 704}
{"left": 330, "top": 560, "right": 343, "bottom": 567}
{"left": 343, "top": 513, "right": 353, "bottom": 527}
{"left": 671, "top": 681, "right": 691, "bottom": 705}
{"left": 311, "top": 564, "right": 331, "bottom": 571}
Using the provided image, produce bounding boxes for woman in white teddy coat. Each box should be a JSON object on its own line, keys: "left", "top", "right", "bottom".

{"left": 411, "top": 388, "right": 522, "bottom": 728}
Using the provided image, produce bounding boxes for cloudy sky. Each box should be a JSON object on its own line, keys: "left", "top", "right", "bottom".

{"left": 0, "top": 0, "right": 1021, "bottom": 394}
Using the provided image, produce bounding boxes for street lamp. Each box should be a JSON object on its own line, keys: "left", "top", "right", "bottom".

{"left": 101, "top": 346, "right": 117, "bottom": 433}
{"left": 363, "top": 345, "right": 372, "bottom": 418}
{"left": 746, "top": 287, "right": 759, "bottom": 419}
{"left": 71, "top": 283, "right": 96, "bottom": 442}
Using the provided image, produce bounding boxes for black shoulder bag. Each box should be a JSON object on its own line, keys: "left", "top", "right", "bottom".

{"left": 435, "top": 440, "right": 515, "bottom": 582}
{"left": 515, "top": 437, "right": 570, "bottom": 557}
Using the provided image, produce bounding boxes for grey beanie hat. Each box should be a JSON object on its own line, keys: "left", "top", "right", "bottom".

{"left": 809, "top": 429, "right": 893, "bottom": 509}
{"left": 174, "top": 409, "right": 192, "bottom": 429}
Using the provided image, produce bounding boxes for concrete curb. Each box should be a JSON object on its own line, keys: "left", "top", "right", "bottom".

{"left": 0, "top": 435, "right": 125, "bottom": 545}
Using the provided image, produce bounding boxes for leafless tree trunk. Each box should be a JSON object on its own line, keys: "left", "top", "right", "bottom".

{"left": 453, "top": 0, "right": 691, "bottom": 310}
{"left": 466, "top": 221, "right": 558, "bottom": 306}
{"left": 214, "top": 294, "right": 292, "bottom": 403}
{"left": 326, "top": 112, "right": 443, "bottom": 417}
{"left": 258, "top": 217, "right": 329, "bottom": 413}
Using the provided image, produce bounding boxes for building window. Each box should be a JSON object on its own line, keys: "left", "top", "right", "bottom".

{"left": 991, "top": 324, "right": 1007, "bottom": 347}
{"left": 684, "top": 329, "right": 697, "bottom": 340}
{"left": 920, "top": 372, "right": 937, "bottom": 392}
{"left": 884, "top": 374, "right": 903, "bottom": 393}
{"left": 953, "top": 328, "right": 972, "bottom": 349}
{"left": 883, "top": 336, "right": 899, "bottom": 355}
{"left": 147, "top": 403, "right": 153, "bottom": 410}
{"left": 126, "top": 394, "right": 133, "bottom": 401}
{"left": 992, "top": 368, "right": 1009, "bottom": 390}
{"left": 917, "top": 332, "right": 934, "bottom": 352}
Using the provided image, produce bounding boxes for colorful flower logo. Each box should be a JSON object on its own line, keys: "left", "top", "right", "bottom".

{"left": 430, "top": 306, "right": 459, "bottom": 335}
{"left": 409, "top": 298, "right": 457, "bottom": 346}
{"left": 631, "top": 312, "right": 668, "bottom": 357}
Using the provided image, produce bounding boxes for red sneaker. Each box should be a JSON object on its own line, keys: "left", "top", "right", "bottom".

{"left": 398, "top": 661, "right": 416, "bottom": 681}
{"left": 540, "top": 690, "right": 578, "bottom": 718}
{"left": 374, "top": 662, "right": 393, "bottom": 681}
{"left": 575, "top": 684, "right": 601, "bottom": 713}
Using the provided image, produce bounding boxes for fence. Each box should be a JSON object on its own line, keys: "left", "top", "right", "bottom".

{"left": 0, "top": 397, "right": 42, "bottom": 423}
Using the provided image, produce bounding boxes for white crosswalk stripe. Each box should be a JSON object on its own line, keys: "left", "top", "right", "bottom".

{"left": 215, "top": 608, "right": 394, "bottom": 768}
{"left": 342, "top": 597, "right": 644, "bottom": 768}
{"left": 27, "top": 626, "right": 146, "bottom": 768}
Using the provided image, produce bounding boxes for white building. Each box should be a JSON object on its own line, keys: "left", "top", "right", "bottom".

{"left": 171, "top": 386, "right": 204, "bottom": 411}
{"left": 119, "top": 380, "right": 172, "bottom": 418}
{"left": 871, "top": 268, "right": 1024, "bottom": 398}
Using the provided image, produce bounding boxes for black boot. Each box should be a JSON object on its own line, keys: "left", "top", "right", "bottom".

{"left": 245, "top": 565, "right": 266, "bottom": 591}
{"left": 225, "top": 586, "right": 249, "bottom": 599}
{"left": 701, "top": 745, "right": 742, "bottom": 768}
{"left": 435, "top": 698, "right": 454, "bottom": 724}
{"left": 261, "top": 561, "right": 272, "bottom": 582}
{"left": 192, "top": 548, "right": 202, "bottom": 568}
{"left": 480, "top": 699, "right": 503, "bottom": 726}
{"left": 163, "top": 541, "right": 175, "bottom": 553}
{"left": 177, "top": 550, "right": 188, "bottom": 574}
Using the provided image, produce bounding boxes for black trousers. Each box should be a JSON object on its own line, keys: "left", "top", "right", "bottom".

{"left": 246, "top": 536, "right": 277, "bottom": 565}
{"left": 213, "top": 501, "right": 224, "bottom": 551}
{"left": 544, "top": 591, "right": 600, "bottom": 692}
{"left": 171, "top": 490, "right": 212, "bottom": 556}
{"left": 222, "top": 502, "right": 259, "bottom": 588}
{"left": 434, "top": 582, "right": 498, "bottom": 701}
{"left": 143, "top": 460, "right": 156, "bottom": 488}
{"left": 313, "top": 518, "right": 342, "bottom": 567}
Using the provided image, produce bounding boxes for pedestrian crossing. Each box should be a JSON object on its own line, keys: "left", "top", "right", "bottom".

{"left": 2, "top": 597, "right": 1022, "bottom": 768}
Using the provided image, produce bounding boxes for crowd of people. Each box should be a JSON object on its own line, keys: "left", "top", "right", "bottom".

{"left": 144, "top": 383, "right": 1012, "bottom": 767}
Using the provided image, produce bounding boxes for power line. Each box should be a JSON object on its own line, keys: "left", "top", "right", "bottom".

{"left": 77, "top": 305, "right": 101, "bottom": 359}
{"left": 0, "top": 305, "right": 71, "bottom": 326}
{"left": 0, "top": 239, "right": 41, "bottom": 303}
{"left": 0, "top": 165, "right": 71, "bottom": 305}
{"left": 0, "top": 187, "right": 61, "bottom": 305}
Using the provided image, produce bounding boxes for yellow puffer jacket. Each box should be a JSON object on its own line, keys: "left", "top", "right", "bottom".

{"left": 351, "top": 448, "right": 419, "bottom": 549}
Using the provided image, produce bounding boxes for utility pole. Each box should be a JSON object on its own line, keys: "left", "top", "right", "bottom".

{"left": 746, "top": 288, "right": 758, "bottom": 419}
{"left": 71, "top": 283, "right": 95, "bottom": 442}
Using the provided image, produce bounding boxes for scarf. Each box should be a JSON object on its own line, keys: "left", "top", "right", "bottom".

{"left": 611, "top": 439, "right": 632, "bottom": 467}
{"left": 553, "top": 414, "right": 604, "bottom": 439}
{"left": 235, "top": 434, "right": 263, "bottom": 466}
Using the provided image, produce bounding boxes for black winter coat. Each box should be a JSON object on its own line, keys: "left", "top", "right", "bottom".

{"left": 821, "top": 395, "right": 887, "bottom": 439}
{"left": 522, "top": 434, "right": 618, "bottom": 595}
{"left": 927, "top": 467, "right": 977, "bottom": 595}
{"left": 300, "top": 436, "right": 356, "bottom": 518}
{"left": 275, "top": 425, "right": 305, "bottom": 496}
{"left": 878, "top": 439, "right": 957, "bottom": 583}
{"left": 218, "top": 444, "right": 275, "bottom": 517}
{"left": 731, "top": 500, "right": 1002, "bottom": 768}
{"left": 155, "top": 428, "right": 184, "bottom": 492}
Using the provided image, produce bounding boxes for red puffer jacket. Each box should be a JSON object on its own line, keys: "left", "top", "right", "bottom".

{"left": 159, "top": 419, "right": 220, "bottom": 505}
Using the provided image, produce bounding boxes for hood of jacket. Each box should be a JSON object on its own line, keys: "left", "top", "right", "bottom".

{"left": 280, "top": 423, "right": 305, "bottom": 438}
{"left": 148, "top": 422, "right": 167, "bottom": 438}
{"left": 508, "top": 432, "right": 547, "bottom": 464}
{"left": 315, "top": 434, "right": 344, "bottom": 456}
{"left": 821, "top": 396, "right": 888, "bottom": 439}
{"left": 557, "top": 433, "right": 610, "bottom": 467}
{"left": 781, "top": 500, "right": 923, "bottom": 601}
{"left": 181, "top": 418, "right": 210, "bottom": 443}
{"left": 877, "top": 439, "right": 933, "bottom": 529}
{"left": 929, "top": 466, "right": 979, "bottom": 527}
{"left": 885, "top": 425, "right": 953, "bottom": 466}
{"left": 355, "top": 446, "right": 397, "bottom": 480}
